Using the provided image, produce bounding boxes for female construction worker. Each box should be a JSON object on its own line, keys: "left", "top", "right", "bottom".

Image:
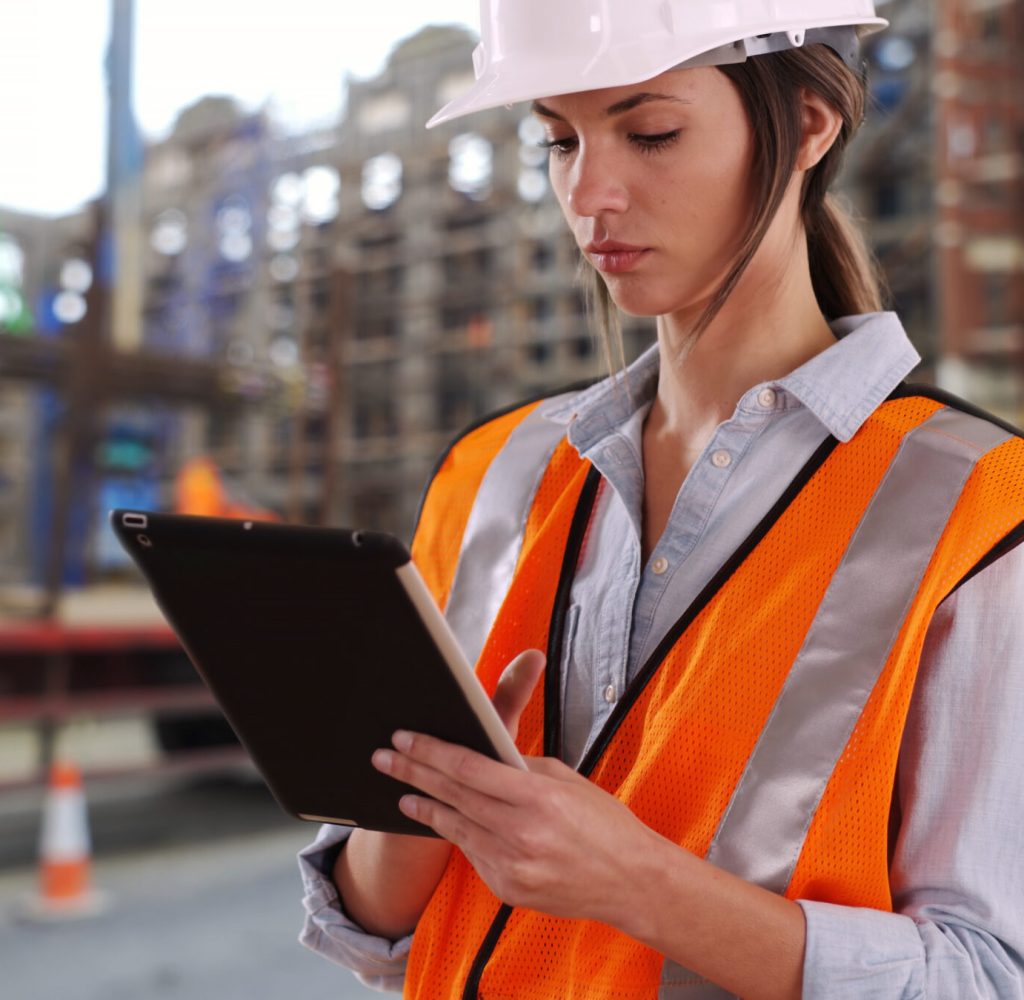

{"left": 299, "top": 3, "right": 1024, "bottom": 997}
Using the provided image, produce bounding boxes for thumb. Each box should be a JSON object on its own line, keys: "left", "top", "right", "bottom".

{"left": 491, "top": 649, "right": 546, "bottom": 738}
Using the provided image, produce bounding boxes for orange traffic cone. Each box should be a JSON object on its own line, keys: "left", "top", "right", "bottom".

{"left": 23, "top": 761, "right": 107, "bottom": 920}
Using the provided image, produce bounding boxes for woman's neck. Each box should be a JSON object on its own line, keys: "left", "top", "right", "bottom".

{"left": 639, "top": 253, "right": 836, "bottom": 561}
{"left": 651, "top": 238, "right": 836, "bottom": 442}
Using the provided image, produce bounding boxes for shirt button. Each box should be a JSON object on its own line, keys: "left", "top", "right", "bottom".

{"left": 603, "top": 685, "right": 617, "bottom": 704}
{"left": 711, "top": 449, "right": 732, "bottom": 469}
{"left": 758, "top": 388, "right": 778, "bottom": 409}
{"left": 651, "top": 556, "right": 669, "bottom": 576}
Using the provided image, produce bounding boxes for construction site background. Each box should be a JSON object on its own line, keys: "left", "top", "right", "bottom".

{"left": 0, "top": 0, "right": 1020, "bottom": 845}
{"left": 0, "top": 3, "right": 1020, "bottom": 998}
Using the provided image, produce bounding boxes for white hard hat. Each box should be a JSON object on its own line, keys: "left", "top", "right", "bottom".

{"left": 427, "top": 1, "right": 888, "bottom": 128}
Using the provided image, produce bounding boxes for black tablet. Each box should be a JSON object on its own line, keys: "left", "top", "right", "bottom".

{"left": 110, "top": 509, "right": 525, "bottom": 835}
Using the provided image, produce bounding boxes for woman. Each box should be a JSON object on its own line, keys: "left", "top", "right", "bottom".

{"left": 299, "top": 3, "right": 1024, "bottom": 997}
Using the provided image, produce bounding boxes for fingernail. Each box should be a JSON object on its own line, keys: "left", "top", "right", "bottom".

{"left": 392, "top": 730, "right": 412, "bottom": 752}
{"left": 372, "top": 749, "right": 393, "bottom": 772}
{"left": 398, "top": 795, "right": 419, "bottom": 817}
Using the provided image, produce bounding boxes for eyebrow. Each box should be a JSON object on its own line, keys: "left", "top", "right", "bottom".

{"left": 531, "top": 93, "right": 693, "bottom": 122}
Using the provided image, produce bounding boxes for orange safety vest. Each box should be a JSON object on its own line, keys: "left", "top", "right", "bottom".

{"left": 405, "top": 387, "right": 1024, "bottom": 1000}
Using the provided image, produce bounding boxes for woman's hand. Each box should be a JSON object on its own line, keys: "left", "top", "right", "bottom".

{"left": 488, "top": 648, "right": 547, "bottom": 740}
{"left": 332, "top": 649, "right": 550, "bottom": 938}
{"left": 370, "top": 696, "right": 657, "bottom": 924}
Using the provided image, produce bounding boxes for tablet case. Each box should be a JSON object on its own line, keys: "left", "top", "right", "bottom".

{"left": 110, "top": 510, "right": 514, "bottom": 835}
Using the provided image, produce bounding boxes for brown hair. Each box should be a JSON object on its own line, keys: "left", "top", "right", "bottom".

{"left": 582, "top": 44, "right": 887, "bottom": 368}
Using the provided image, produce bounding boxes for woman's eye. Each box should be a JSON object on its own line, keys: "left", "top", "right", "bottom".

{"left": 538, "top": 137, "right": 578, "bottom": 158}
{"left": 629, "top": 130, "right": 682, "bottom": 153}
{"left": 538, "top": 130, "right": 681, "bottom": 158}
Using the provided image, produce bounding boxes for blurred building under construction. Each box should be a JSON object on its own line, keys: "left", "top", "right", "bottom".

{"left": 0, "top": 1, "right": 1022, "bottom": 588}
{"left": 0, "top": 0, "right": 1021, "bottom": 788}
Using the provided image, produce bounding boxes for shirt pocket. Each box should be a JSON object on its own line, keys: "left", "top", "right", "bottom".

{"left": 559, "top": 603, "right": 583, "bottom": 757}
{"left": 561, "top": 603, "right": 581, "bottom": 670}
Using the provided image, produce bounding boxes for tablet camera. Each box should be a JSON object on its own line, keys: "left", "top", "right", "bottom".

{"left": 138, "top": 534, "right": 153, "bottom": 548}
{"left": 351, "top": 531, "right": 364, "bottom": 548}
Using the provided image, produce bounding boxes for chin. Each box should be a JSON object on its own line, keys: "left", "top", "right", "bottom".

{"left": 600, "top": 269, "right": 721, "bottom": 323}
{"left": 604, "top": 285, "right": 698, "bottom": 321}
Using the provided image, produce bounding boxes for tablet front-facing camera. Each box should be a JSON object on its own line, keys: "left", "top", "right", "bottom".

{"left": 138, "top": 534, "right": 153, "bottom": 548}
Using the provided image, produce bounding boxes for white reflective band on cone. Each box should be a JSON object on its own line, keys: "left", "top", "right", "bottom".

{"left": 40, "top": 788, "right": 92, "bottom": 861}
{"left": 427, "top": 0, "right": 888, "bottom": 128}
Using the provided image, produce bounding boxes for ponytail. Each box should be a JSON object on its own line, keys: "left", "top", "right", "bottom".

{"left": 807, "top": 193, "right": 886, "bottom": 318}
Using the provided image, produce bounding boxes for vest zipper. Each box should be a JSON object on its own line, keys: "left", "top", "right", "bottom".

{"left": 461, "top": 903, "right": 514, "bottom": 1000}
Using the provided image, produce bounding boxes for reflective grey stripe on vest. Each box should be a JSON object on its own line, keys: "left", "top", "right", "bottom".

{"left": 659, "top": 407, "right": 1013, "bottom": 999}
{"left": 444, "top": 398, "right": 572, "bottom": 668}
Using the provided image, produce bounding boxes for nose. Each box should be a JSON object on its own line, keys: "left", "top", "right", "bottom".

{"left": 564, "top": 145, "right": 629, "bottom": 218}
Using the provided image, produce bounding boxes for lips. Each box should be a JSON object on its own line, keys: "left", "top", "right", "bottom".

{"left": 584, "top": 240, "right": 651, "bottom": 275}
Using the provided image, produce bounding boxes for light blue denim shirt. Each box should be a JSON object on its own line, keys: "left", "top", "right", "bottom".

{"left": 299, "top": 312, "right": 1024, "bottom": 998}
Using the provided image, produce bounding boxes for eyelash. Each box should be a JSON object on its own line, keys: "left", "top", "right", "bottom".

{"left": 539, "top": 131, "right": 682, "bottom": 158}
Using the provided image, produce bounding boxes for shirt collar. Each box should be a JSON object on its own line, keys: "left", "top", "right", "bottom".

{"left": 542, "top": 311, "right": 921, "bottom": 448}
{"left": 542, "top": 344, "right": 658, "bottom": 455}
{"left": 772, "top": 312, "right": 921, "bottom": 442}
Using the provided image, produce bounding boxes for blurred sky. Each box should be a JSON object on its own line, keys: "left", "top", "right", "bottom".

{"left": 1, "top": 1, "right": 480, "bottom": 217}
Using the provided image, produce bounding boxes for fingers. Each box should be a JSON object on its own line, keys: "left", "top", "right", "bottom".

{"left": 491, "top": 649, "right": 546, "bottom": 736}
{"left": 396, "top": 792, "right": 487, "bottom": 850}
{"left": 373, "top": 730, "right": 531, "bottom": 810}
{"left": 525, "top": 755, "right": 577, "bottom": 780}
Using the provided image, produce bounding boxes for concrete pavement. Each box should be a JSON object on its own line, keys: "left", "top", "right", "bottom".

{"left": 0, "top": 791, "right": 384, "bottom": 999}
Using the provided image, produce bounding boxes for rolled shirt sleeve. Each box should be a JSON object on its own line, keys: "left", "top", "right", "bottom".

{"left": 800, "top": 545, "right": 1024, "bottom": 999}
{"left": 297, "top": 822, "right": 413, "bottom": 992}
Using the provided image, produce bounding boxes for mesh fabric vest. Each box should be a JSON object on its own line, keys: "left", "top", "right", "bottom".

{"left": 405, "top": 392, "right": 1024, "bottom": 1000}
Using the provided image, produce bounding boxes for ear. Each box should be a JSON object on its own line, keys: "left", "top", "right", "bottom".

{"left": 796, "top": 88, "right": 843, "bottom": 171}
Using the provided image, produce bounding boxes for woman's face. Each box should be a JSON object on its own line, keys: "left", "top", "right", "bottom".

{"left": 535, "top": 67, "right": 756, "bottom": 319}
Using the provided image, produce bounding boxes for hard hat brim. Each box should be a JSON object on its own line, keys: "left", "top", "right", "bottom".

{"left": 426, "top": 18, "right": 888, "bottom": 129}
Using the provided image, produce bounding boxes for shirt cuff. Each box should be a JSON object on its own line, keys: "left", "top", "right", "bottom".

{"left": 297, "top": 823, "right": 413, "bottom": 992}
{"left": 798, "top": 900, "right": 925, "bottom": 999}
